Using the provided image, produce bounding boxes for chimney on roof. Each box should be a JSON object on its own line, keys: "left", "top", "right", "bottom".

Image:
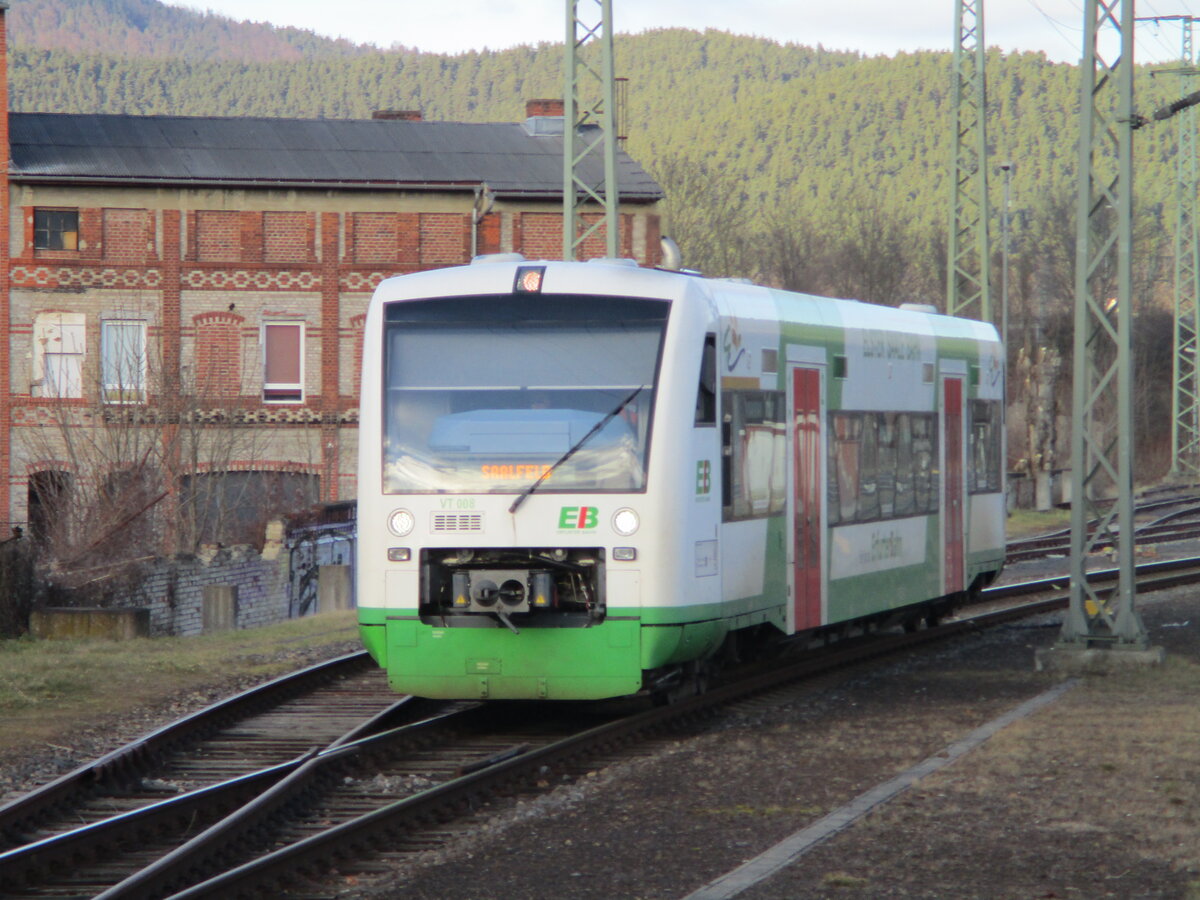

{"left": 372, "top": 109, "right": 423, "bottom": 121}
{"left": 525, "top": 99, "right": 564, "bottom": 118}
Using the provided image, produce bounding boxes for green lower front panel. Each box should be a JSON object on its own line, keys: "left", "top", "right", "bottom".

{"left": 361, "top": 610, "right": 645, "bottom": 700}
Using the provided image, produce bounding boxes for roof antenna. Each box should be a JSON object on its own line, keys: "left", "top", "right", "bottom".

{"left": 659, "top": 235, "right": 683, "bottom": 270}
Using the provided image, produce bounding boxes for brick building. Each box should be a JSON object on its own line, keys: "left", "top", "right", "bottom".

{"left": 0, "top": 5, "right": 664, "bottom": 552}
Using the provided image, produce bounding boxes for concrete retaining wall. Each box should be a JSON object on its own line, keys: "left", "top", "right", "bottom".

{"left": 30, "top": 606, "right": 151, "bottom": 640}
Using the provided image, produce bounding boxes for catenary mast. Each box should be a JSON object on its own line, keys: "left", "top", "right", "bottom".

{"left": 1152, "top": 16, "right": 1200, "bottom": 479}
{"left": 1058, "top": 0, "right": 1151, "bottom": 652}
{"left": 562, "top": 0, "right": 619, "bottom": 260}
{"left": 946, "top": 0, "right": 991, "bottom": 322}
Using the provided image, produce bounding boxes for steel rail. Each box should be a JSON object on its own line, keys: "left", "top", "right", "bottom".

{"left": 90, "top": 553, "right": 1200, "bottom": 900}
{"left": 99, "top": 701, "right": 599, "bottom": 899}
{"left": 8, "top": 554, "right": 1198, "bottom": 898}
{"left": 0, "top": 696, "right": 456, "bottom": 895}
{"left": 1004, "top": 491, "right": 1200, "bottom": 560}
{"left": 1006, "top": 520, "right": 1200, "bottom": 562}
{"left": 0, "top": 650, "right": 374, "bottom": 847}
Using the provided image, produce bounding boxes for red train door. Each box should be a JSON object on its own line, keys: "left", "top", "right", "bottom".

{"left": 791, "top": 365, "right": 822, "bottom": 632}
{"left": 942, "top": 375, "right": 965, "bottom": 595}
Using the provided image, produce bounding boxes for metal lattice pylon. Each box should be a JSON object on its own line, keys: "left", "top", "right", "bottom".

{"left": 1060, "top": 0, "right": 1149, "bottom": 649}
{"left": 1170, "top": 19, "right": 1200, "bottom": 478}
{"left": 946, "top": 0, "right": 991, "bottom": 321}
{"left": 563, "top": 0, "right": 619, "bottom": 260}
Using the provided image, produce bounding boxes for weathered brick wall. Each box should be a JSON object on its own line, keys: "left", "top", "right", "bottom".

{"left": 132, "top": 547, "right": 291, "bottom": 636}
{"left": 3, "top": 179, "right": 664, "bottom": 529}
{"left": 264, "top": 211, "right": 313, "bottom": 264}
{"left": 195, "top": 210, "right": 242, "bottom": 262}
{"left": 518, "top": 212, "right": 563, "bottom": 260}
{"left": 8, "top": 287, "right": 162, "bottom": 397}
{"left": 193, "top": 310, "right": 244, "bottom": 398}
{"left": 0, "top": 5, "right": 9, "bottom": 528}
{"left": 352, "top": 212, "right": 400, "bottom": 264}
{"left": 180, "top": 289, "right": 323, "bottom": 403}
{"left": 419, "top": 213, "right": 469, "bottom": 265}
{"left": 102, "top": 208, "right": 152, "bottom": 263}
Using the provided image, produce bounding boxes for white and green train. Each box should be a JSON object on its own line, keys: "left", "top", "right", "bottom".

{"left": 356, "top": 256, "right": 1005, "bottom": 700}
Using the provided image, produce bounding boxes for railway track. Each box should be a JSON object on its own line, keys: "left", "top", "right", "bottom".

{"left": 4, "top": 554, "right": 1197, "bottom": 899}
{"left": 0, "top": 652, "right": 423, "bottom": 894}
{"left": 1005, "top": 490, "right": 1200, "bottom": 562}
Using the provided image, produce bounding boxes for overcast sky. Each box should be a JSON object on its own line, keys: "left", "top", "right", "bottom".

{"left": 162, "top": 0, "right": 1200, "bottom": 65}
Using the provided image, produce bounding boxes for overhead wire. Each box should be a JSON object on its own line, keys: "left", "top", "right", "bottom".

{"left": 1134, "top": 0, "right": 1191, "bottom": 64}
{"left": 1025, "top": 0, "right": 1084, "bottom": 60}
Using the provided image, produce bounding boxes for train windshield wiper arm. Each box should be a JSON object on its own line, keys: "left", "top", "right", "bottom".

{"left": 508, "top": 385, "right": 644, "bottom": 515}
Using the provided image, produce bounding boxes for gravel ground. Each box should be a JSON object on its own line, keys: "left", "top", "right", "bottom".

{"left": 5, "top": 566, "right": 1199, "bottom": 900}
{"left": 327, "top": 580, "right": 1200, "bottom": 900}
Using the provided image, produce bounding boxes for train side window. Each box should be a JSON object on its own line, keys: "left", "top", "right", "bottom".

{"left": 828, "top": 410, "right": 938, "bottom": 526}
{"left": 722, "top": 390, "right": 785, "bottom": 521}
{"left": 857, "top": 414, "right": 881, "bottom": 520}
{"left": 721, "top": 401, "right": 733, "bottom": 515}
{"left": 829, "top": 413, "right": 862, "bottom": 523}
{"left": 696, "top": 334, "right": 717, "bottom": 425}
{"left": 893, "top": 414, "right": 915, "bottom": 516}
{"left": 969, "top": 399, "right": 1002, "bottom": 493}
{"left": 877, "top": 414, "right": 898, "bottom": 517}
{"left": 912, "top": 414, "right": 937, "bottom": 513}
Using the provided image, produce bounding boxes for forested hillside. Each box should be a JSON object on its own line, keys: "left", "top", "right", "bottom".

{"left": 6, "top": 0, "right": 1190, "bottom": 473}
{"left": 3, "top": 0, "right": 1190, "bottom": 466}
{"left": 6, "top": 0, "right": 370, "bottom": 60}
{"left": 7, "top": 2, "right": 1185, "bottom": 304}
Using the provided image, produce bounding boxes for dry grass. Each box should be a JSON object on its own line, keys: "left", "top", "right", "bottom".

{"left": 1006, "top": 506, "right": 1071, "bottom": 539}
{"left": 859, "top": 654, "right": 1200, "bottom": 889}
{"left": 820, "top": 871, "right": 870, "bottom": 889}
{"left": 0, "top": 610, "right": 359, "bottom": 753}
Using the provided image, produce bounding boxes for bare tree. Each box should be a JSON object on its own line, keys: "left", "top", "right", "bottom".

{"left": 23, "top": 298, "right": 315, "bottom": 588}
{"left": 652, "top": 154, "right": 752, "bottom": 277}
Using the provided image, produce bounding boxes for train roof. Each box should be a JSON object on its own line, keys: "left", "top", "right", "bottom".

{"left": 8, "top": 113, "right": 664, "bottom": 201}
{"left": 371, "top": 257, "right": 1002, "bottom": 345}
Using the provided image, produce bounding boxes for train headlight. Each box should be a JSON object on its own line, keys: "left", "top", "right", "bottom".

{"left": 612, "top": 507, "right": 639, "bottom": 536}
{"left": 388, "top": 508, "right": 415, "bottom": 537}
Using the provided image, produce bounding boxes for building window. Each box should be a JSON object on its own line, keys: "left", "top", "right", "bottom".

{"left": 28, "top": 470, "right": 73, "bottom": 546}
{"left": 34, "top": 209, "right": 80, "bottom": 251}
{"left": 101, "top": 319, "right": 147, "bottom": 403}
{"left": 33, "top": 313, "right": 85, "bottom": 399}
{"left": 263, "top": 321, "right": 304, "bottom": 402}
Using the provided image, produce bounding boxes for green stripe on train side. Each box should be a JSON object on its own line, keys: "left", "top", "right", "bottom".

{"left": 827, "top": 563, "right": 942, "bottom": 621}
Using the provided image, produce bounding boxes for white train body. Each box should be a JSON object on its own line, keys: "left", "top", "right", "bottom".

{"left": 356, "top": 257, "right": 1005, "bottom": 700}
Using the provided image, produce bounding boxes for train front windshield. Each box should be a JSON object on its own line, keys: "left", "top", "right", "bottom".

{"left": 382, "top": 294, "right": 669, "bottom": 494}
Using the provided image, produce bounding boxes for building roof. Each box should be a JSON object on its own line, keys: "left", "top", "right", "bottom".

{"left": 7, "top": 112, "right": 663, "bottom": 201}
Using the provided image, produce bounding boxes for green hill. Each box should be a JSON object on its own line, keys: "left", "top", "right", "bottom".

{"left": 5, "top": 0, "right": 1189, "bottom": 473}
{"left": 2, "top": 0, "right": 1188, "bottom": 320}
{"left": 6, "top": 0, "right": 371, "bottom": 60}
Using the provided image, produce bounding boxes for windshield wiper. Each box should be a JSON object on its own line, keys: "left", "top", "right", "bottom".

{"left": 508, "top": 385, "right": 644, "bottom": 515}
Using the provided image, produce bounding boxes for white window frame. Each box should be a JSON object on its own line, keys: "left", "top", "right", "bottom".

{"left": 101, "top": 319, "right": 148, "bottom": 404}
{"left": 33, "top": 312, "right": 85, "bottom": 399}
{"left": 261, "top": 320, "right": 305, "bottom": 403}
